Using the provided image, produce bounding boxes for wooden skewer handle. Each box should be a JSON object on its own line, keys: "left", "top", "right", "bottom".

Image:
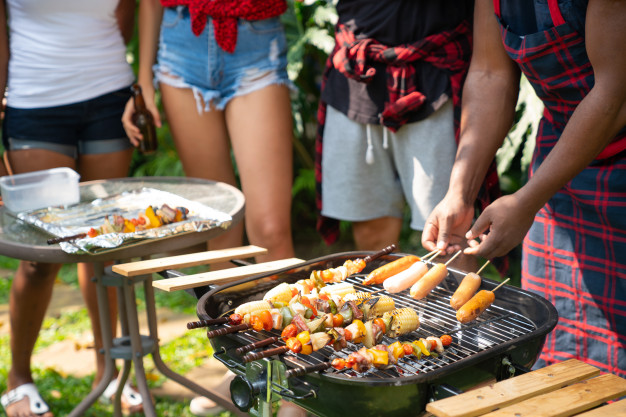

{"left": 187, "top": 317, "right": 229, "bottom": 329}
{"left": 285, "top": 362, "right": 332, "bottom": 378}
{"left": 363, "top": 243, "right": 397, "bottom": 263}
{"left": 47, "top": 233, "right": 87, "bottom": 245}
{"left": 206, "top": 323, "right": 250, "bottom": 338}
{"left": 243, "top": 346, "right": 289, "bottom": 363}
{"left": 235, "top": 336, "right": 279, "bottom": 356}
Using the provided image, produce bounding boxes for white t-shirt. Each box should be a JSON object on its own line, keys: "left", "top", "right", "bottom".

{"left": 6, "top": 0, "right": 135, "bottom": 108}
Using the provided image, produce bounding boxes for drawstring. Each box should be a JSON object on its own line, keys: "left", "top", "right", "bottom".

{"left": 365, "top": 123, "right": 390, "bottom": 165}
{"left": 365, "top": 125, "right": 374, "bottom": 165}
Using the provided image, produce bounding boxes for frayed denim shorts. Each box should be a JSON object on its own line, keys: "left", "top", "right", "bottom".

{"left": 155, "top": 6, "right": 293, "bottom": 113}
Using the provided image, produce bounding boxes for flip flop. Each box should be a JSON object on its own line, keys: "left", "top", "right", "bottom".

{"left": 0, "top": 383, "right": 50, "bottom": 416}
{"left": 100, "top": 379, "right": 144, "bottom": 415}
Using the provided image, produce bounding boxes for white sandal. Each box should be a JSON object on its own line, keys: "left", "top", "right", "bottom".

{"left": 100, "top": 379, "right": 143, "bottom": 414}
{"left": 0, "top": 383, "right": 50, "bottom": 415}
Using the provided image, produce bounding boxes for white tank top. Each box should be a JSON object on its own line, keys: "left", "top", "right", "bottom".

{"left": 6, "top": 0, "right": 135, "bottom": 108}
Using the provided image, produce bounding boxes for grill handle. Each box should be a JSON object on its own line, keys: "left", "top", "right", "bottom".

{"left": 206, "top": 323, "right": 250, "bottom": 338}
{"left": 236, "top": 337, "right": 280, "bottom": 356}
{"left": 187, "top": 317, "right": 229, "bottom": 329}
{"left": 243, "top": 346, "right": 289, "bottom": 363}
{"left": 285, "top": 362, "right": 331, "bottom": 378}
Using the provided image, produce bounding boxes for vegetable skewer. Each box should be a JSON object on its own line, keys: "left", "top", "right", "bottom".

{"left": 310, "top": 244, "right": 396, "bottom": 283}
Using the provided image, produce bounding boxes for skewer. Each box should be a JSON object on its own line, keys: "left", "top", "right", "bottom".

{"left": 362, "top": 244, "right": 397, "bottom": 263}
{"left": 243, "top": 345, "right": 289, "bottom": 362}
{"left": 492, "top": 277, "right": 510, "bottom": 292}
{"left": 187, "top": 317, "right": 229, "bottom": 329}
{"left": 444, "top": 250, "right": 462, "bottom": 266}
{"left": 47, "top": 233, "right": 87, "bottom": 245}
{"left": 475, "top": 260, "right": 491, "bottom": 276}
{"left": 206, "top": 323, "right": 251, "bottom": 338}
{"left": 236, "top": 336, "right": 280, "bottom": 356}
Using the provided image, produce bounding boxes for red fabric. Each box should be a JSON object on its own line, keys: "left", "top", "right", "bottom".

{"left": 160, "top": 0, "right": 287, "bottom": 53}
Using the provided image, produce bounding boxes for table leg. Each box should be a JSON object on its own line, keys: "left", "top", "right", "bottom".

{"left": 68, "top": 262, "right": 116, "bottom": 417}
{"left": 122, "top": 279, "right": 158, "bottom": 417}
{"left": 143, "top": 277, "right": 248, "bottom": 417}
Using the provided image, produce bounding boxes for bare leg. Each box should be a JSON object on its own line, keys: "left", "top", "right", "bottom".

{"left": 160, "top": 83, "right": 245, "bottom": 269}
{"left": 226, "top": 84, "right": 295, "bottom": 262}
{"left": 352, "top": 217, "right": 403, "bottom": 252}
{"left": 6, "top": 261, "right": 59, "bottom": 417}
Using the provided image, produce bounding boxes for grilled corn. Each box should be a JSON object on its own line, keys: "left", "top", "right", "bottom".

{"left": 383, "top": 307, "right": 420, "bottom": 337}
{"left": 361, "top": 295, "right": 396, "bottom": 320}
{"left": 263, "top": 282, "right": 293, "bottom": 305}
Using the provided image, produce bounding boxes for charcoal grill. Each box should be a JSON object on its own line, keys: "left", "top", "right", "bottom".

{"left": 192, "top": 251, "right": 558, "bottom": 417}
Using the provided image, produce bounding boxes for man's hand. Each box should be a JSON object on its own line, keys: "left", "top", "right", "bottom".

{"left": 422, "top": 193, "right": 475, "bottom": 255}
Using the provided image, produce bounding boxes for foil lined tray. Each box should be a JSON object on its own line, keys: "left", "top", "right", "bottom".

{"left": 17, "top": 187, "right": 233, "bottom": 254}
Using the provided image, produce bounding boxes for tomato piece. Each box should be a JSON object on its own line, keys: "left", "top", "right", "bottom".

{"left": 332, "top": 313, "right": 344, "bottom": 328}
{"left": 301, "top": 297, "right": 318, "bottom": 318}
{"left": 87, "top": 228, "right": 99, "bottom": 238}
{"left": 373, "top": 318, "right": 386, "bottom": 335}
{"left": 281, "top": 323, "right": 298, "bottom": 341}
{"left": 321, "top": 270, "right": 334, "bottom": 282}
{"left": 286, "top": 337, "right": 302, "bottom": 353}
{"left": 229, "top": 314, "right": 243, "bottom": 325}
{"left": 250, "top": 314, "right": 263, "bottom": 332}
{"left": 319, "top": 292, "right": 329, "bottom": 301}
{"left": 440, "top": 334, "right": 453, "bottom": 347}
{"left": 291, "top": 288, "right": 299, "bottom": 298}
{"left": 259, "top": 310, "right": 273, "bottom": 331}
{"left": 344, "top": 329, "right": 353, "bottom": 342}
{"left": 331, "top": 358, "right": 346, "bottom": 370}
{"left": 403, "top": 343, "right": 414, "bottom": 356}
{"left": 345, "top": 356, "right": 357, "bottom": 368}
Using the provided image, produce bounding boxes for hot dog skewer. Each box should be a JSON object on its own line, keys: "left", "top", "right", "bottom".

{"left": 449, "top": 260, "right": 491, "bottom": 311}
{"left": 456, "top": 277, "right": 510, "bottom": 324}
{"left": 410, "top": 250, "right": 462, "bottom": 299}
{"left": 382, "top": 251, "right": 441, "bottom": 293}
{"left": 362, "top": 249, "right": 438, "bottom": 286}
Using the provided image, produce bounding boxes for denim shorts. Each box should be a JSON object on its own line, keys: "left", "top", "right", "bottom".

{"left": 155, "top": 6, "right": 292, "bottom": 113}
{"left": 2, "top": 87, "right": 133, "bottom": 158}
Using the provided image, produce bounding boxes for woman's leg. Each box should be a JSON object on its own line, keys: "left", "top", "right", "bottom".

{"left": 225, "top": 84, "right": 295, "bottom": 262}
{"left": 4, "top": 149, "right": 73, "bottom": 417}
{"left": 160, "top": 83, "right": 245, "bottom": 265}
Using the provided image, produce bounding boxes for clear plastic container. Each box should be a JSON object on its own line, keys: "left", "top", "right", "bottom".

{"left": 0, "top": 167, "right": 80, "bottom": 213}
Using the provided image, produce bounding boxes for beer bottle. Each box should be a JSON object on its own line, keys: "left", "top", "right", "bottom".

{"left": 131, "top": 84, "right": 158, "bottom": 154}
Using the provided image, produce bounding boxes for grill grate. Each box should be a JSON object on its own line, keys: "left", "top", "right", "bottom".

{"left": 213, "top": 273, "right": 538, "bottom": 381}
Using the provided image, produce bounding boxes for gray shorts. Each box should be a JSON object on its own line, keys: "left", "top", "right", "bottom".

{"left": 321, "top": 102, "right": 456, "bottom": 231}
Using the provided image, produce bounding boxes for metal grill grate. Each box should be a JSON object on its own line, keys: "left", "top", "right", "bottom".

{"left": 213, "top": 273, "right": 538, "bottom": 381}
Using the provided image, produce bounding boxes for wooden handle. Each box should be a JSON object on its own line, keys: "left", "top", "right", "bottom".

{"left": 243, "top": 346, "right": 289, "bottom": 362}
{"left": 47, "top": 233, "right": 87, "bottom": 245}
{"left": 285, "top": 362, "right": 332, "bottom": 378}
{"left": 206, "top": 323, "right": 250, "bottom": 338}
{"left": 363, "top": 244, "right": 397, "bottom": 263}
{"left": 187, "top": 317, "right": 229, "bottom": 329}
{"left": 235, "top": 337, "right": 279, "bottom": 356}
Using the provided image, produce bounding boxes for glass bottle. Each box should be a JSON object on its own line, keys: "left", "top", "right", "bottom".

{"left": 131, "top": 84, "right": 157, "bottom": 154}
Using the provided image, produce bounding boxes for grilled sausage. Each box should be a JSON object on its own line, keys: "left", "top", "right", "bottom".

{"left": 362, "top": 255, "right": 420, "bottom": 285}
{"left": 383, "top": 261, "right": 429, "bottom": 293}
{"left": 456, "top": 290, "right": 495, "bottom": 324}
{"left": 410, "top": 263, "right": 447, "bottom": 299}
{"left": 450, "top": 272, "right": 482, "bottom": 310}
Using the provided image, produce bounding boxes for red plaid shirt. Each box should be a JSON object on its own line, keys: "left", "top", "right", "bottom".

{"left": 316, "top": 22, "right": 502, "bottom": 261}
{"left": 160, "top": 0, "right": 287, "bottom": 53}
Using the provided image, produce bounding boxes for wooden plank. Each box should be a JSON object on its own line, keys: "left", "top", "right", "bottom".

{"left": 426, "top": 359, "right": 601, "bottom": 417}
{"left": 112, "top": 245, "right": 268, "bottom": 277}
{"left": 482, "top": 373, "right": 626, "bottom": 417}
{"left": 575, "top": 398, "right": 626, "bottom": 416}
{"left": 152, "top": 258, "right": 305, "bottom": 292}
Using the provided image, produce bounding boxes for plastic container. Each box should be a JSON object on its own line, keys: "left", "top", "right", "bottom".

{"left": 0, "top": 167, "right": 80, "bottom": 213}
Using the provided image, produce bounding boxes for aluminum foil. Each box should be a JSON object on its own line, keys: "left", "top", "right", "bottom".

{"left": 17, "top": 187, "right": 232, "bottom": 254}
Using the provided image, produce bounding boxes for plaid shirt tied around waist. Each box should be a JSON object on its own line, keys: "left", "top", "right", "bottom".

{"left": 160, "top": 0, "right": 287, "bottom": 53}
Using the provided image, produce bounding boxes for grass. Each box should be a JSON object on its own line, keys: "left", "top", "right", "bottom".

{"left": 0, "top": 256, "right": 236, "bottom": 417}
